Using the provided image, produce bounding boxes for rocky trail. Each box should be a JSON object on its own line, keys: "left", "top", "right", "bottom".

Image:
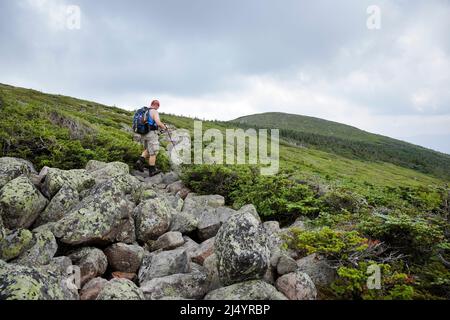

{"left": 0, "top": 130, "right": 335, "bottom": 300}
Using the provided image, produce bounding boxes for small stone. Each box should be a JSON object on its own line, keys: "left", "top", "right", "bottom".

{"left": 152, "top": 231, "right": 185, "bottom": 251}
{"left": 140, "top": 265, "right": 209, "bottom": 300}
{"left": 191, "top": 237, "right": 215, "bottom": 265}
{"left": 138, "top": 249, "right": 190, "bottom": 284}
{"left": 204, "top": 280, "right": 287, "bottom": 300}
{"left": 80, "top": 277, "right": 108, "bottom": 300}
{"left": 162, "top": 172, "right": 179, "bottom": 185}
{"left": 167, "top": 180, "right": 185, "bottom": 194}
{"left": 296, "top": 253, "right": 337, "bottom": 288}
{"left": 170, "top": 211, "right": 198, "bottom": 234}
{"left": 275, "top": 271, "right": 317, "bottom": 300}
{"left": 68, "top": 247, "right": 108, "bottom": 286}
{"left": 276, "top": 255, "right": 298, "bottom": 275}
{"left": 104, "top": 243, "right": 144, "bottom": 273}
{"left": 96, "top": 278, "right": 144, "bottom": 300}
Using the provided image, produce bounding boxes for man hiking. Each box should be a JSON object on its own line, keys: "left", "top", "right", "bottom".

{"left": 135, "top": 100, "right": 167, "bottom": 177}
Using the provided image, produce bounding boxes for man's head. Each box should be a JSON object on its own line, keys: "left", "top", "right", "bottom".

{"left": 150, "top": 100, "right": 160, "bottom": 110}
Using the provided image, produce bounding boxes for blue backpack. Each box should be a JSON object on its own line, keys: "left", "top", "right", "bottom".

{"left": 132, "top": 107, "right": 158, "bottom": 134}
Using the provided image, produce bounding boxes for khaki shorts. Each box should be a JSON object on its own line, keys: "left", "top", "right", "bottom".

{"left": 140, "top": 130, "right": 160, "bottom": 156}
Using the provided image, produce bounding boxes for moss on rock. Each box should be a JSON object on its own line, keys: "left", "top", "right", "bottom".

{"left": 0, "top": 229, "right": 33, "bottom": 261}
{"left": 0, "top": 176, "right": 48, "bottom": 229}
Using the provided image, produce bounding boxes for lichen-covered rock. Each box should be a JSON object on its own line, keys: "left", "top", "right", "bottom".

{"left": 0, "top": 176, "right": 48, "bottom": 229}
{"left": 182, "top": 194, "right": 225, "bottom": 216}
{"left": 197, "top": 208, "right": 221, "bottom": 241}
{"left": 104, "top": 243, "right": 144, "bottom": 273}
{"left": 178, "top": 236, "right": 200, "bottom": 257}
{"left": 276, "top": 255, "right": 298, "bottom": 276}
{"left": 170, "top": 211, "right": 198, "bottom": 234}
{"left": 0, "top": 229, "right": 33, "bottom": 261}
{"left": 80, "top": 277, "right": 108, "bottom": 300}
{"left": 139, "top": 189, "right": 158, "bottom": 202}
{"left": 114, "top": 215, "right": 137, "bottom": 244}
{"left": 52, "top": 178, "right": 136, "bottom": 245}
{"left": 215, "top": 210, "right": 270, "bottom": 285}
{"left": 84, "top": 174, "right": 142, "bottom": 203}
{"left": 96, "top": 278, "right": 145, "bottom": 300}
{"left": 135, "top": 198, "right": 173, "bottom": 242}
{"left": 295, "top": 253, "right": 337, "bottom": 288}
{"left": 263, "top": 221, "right": 280, "bottom": 234}
{"left": 68, "top": 247, "right": 108, "bottom": 286}
{"left": 161, "top": 193, "right": 184, "bottom": 212}
{"left": 275, "top": 271, "right": 317, "bottom": 300}
{"left": 204, "top": 280, "right": 287, "bottom": 300}
{"left": 141, "top": 264, "right": 210, "bottom": 300}
{"left": 145, "top": 172, "right": 164, "bottom": 185}
{"left": 0, "top": 260, "right": 79, "bottom": 300}
{"left": 203, "top": 254, "right": 222, "bottom": 291}
{"left": 196, "top": 206, "right": 235, "bottom": 241}
{"left": 0, "top": 157, "right": 35, "bottom": 188}
{"left": 41, "top": 256, "right": 74, "bottom": 276}
{"left": 85, "top": 160, "right": 129, "bottom": 185}
{"left": 192, "top": 237, "right": 215, "bottom": 265}
{"left": 236, "top": 204, "right": 261, "bottom": 223}
{"left": 162, "top": 172, "right": 179, "bottom": 185}
{"left": 167, "top": 180, "right": 185, "bottom": 195}
{"left": 152, "top": 231, "right": 185, "bottom": 251}
{"left": 41, "top": 167, "right": 95, "bottom": 198}
{"left": 14, "top": 230, "right": 58, "bottom": 267}
{"left": 34, "top": 185, "right": 80, "bottom": 227}
{"left": 138, "top": 249, "right": 190, "bottom": 284}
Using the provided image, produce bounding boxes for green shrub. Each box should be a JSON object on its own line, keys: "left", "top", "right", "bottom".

{"left": 182, "top": 165, "right": 321, "bottom": 223}
{"left": 181, "top": 164, "right": 259, "bottom": 203}
{"left": 232, "top": 174, "right": 322, "bottom": 222}
{"left": 358, "top": 210, "right": 445, "bottom": 257}
{"left": 284, "top": 226, "right": 368, "bottom": 260}
{"left": 331, "top": 262, "right": 415, "bottom": 300}
{"left": 322, "top": 188, "right": 368, "bottom": 213}
{"left": 156, "top": 147, "right": 171, "bottom": 173}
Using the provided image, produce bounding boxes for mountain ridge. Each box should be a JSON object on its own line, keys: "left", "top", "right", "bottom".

{"left": 234, "top": 111, "right": 449, "bottom": 154}
{"left": 231, "top": 112, "right": 450, "bottom": 180}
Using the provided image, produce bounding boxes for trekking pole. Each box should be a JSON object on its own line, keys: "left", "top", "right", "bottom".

{"left": 163, "top": 123, "right": 177, "bottom": 152}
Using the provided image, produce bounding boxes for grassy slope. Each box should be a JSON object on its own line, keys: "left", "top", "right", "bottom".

{"left": 1, "top": 84, "right": 446, "bottom": 192}
{"left": 162, "top": 113, "right": 445, "bottom": 190}
{"left": 232, "top": 112, "right": 450, "bottom": 180}
{"left": 0, "top": 83, "right": 141, "bottom": 170}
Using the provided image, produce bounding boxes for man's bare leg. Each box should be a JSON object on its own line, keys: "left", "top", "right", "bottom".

{"left": 142, "top": 149, "right": 149, "bottom": 159}
{"left": 149, "top": 155, "right": 156, "bottom": 166}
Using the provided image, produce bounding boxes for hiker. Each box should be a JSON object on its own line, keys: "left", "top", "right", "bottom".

{"left": 134, "top": 100, "right": 167, "bottom": 177}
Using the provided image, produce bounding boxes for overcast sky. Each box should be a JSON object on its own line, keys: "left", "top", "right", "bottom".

{"left": 0, "top": 0, "right": 449, "bottom": 154}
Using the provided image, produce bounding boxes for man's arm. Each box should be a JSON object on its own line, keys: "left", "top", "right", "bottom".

{"left": 151, "top": 110, "right": 167, "bottom": 130}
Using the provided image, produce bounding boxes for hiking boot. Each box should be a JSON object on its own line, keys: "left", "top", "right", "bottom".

{"left": 135, "top": 157, "right": 146, "bottom": 172}
{"left": 149, "top": 167, "right": 162, "bottom": 177}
